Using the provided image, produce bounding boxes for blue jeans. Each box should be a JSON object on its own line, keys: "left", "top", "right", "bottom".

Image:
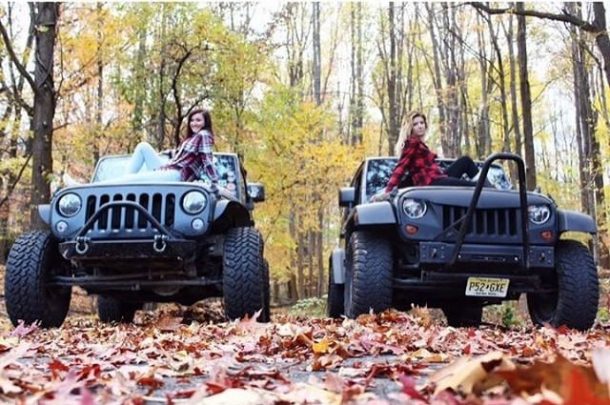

{"left": 102, "top": 142, "right": 181, "bottom": 183}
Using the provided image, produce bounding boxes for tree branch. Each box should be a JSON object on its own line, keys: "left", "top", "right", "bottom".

{"left": 0, "top": 153, "right": 33, "bottom": 210}
{"left": 468, "top": 2, "right": 599, "bottom": 33}
{"left": 0, "top": 20, "right": 36, "bottom": 93}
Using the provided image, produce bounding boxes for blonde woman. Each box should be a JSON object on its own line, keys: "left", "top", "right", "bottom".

{"left": 376, "top": 111, "right": 487, "bottom": 200}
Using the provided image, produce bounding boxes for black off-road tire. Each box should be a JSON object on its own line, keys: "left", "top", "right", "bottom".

{"left": 527, "top": 240, "right": 599, "bottom": 331}
{"left": 327, "top": 256, "right": 344, "bottom": 318}
{"left": 344, "top": 231, "right": 393, "bottom": 318}
{"left": 97, "top": 296, "right": 138, "bottom": 323}
{"left": 223, "top": 227, "right": 264, "bottom": 321}
{"left": 443, "top": 305, "right": 483, "bottom": 328}
{"left": 260, "top": 259, "right": 271, "bottom": 322}
{"left": 5, "top": 231, "right": 72, "bottom": 328}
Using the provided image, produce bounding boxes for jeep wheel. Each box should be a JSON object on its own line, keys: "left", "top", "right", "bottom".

{"left": 344, "top": 231, "right": 392, "bottom": 318}
{"left": 443, "top": 304, "right": 482, "bottom": 327}
{"left": 97, "top": 296, "right": 138, "bottom": 323}
{"left": 327, "top": 256, "right": 344, "bottom": 318}
{"left": 5, "top": 231, "right": 72, "bottom": 328}
{"left": 527, "top": 240, "right": 598, "bottom": 331}
{"left": 260, "top": 259, "right": 271, "bottom": 322}
{"left": 223, "top": 227, "right": 264, "bottom": 321}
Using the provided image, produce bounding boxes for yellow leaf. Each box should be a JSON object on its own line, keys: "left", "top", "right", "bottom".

{"left": 313, "top": 339, "right": 330, "bottom": 354}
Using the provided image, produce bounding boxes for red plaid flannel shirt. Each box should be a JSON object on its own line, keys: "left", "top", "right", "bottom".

{"left": 162, "top": 130, "right": 219, "bottom": 182}
{"left": 385, "top": 136, "right": 446, "bottom": 192}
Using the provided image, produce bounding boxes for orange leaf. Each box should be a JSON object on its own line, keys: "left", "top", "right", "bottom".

{"left": 563, "top": 367, "right": 610, "bottom": 405}
{"left": 494, "top": 353, "right": 609, "bottom": 401}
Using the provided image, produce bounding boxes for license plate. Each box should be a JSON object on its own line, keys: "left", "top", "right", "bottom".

{"left": 465, "top": 277, "right": 510, "bottom": 298}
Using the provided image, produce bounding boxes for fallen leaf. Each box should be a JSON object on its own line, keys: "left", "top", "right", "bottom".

{"left": 313, "top": 339, "right": 330, "bottom": 354}
{"left": 495, "top": 353, "right": 609, "bottom": 400}
{"left": 10, "top": 320, "right": 39, "bottom": 338}
{"left": 399, "top": 374, "right": 427, "bottom": 401}
{"left": 430, "top": 351, "right": 514, "bottom": 395}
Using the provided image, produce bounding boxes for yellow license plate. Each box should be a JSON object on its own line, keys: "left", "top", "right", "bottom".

{"left": 465, "top": 277, "right": 510, "bottom": 298}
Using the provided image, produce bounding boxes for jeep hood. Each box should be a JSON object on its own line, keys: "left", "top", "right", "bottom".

{"left": 399, "top": 187, "right": 553, "bottom": 209}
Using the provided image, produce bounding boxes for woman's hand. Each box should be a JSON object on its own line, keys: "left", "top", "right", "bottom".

{"left": 370, "top": 191, "right": 391, "bottom": 202}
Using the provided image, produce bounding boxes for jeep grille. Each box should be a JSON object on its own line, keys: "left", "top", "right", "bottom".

{"left": 85, "top": 192, "right": 176, "bottom": 231}
{"left": 442, "top": 205, "right": 520, "bottom": 241}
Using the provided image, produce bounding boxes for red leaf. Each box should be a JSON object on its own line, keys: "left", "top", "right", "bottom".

{"left": 137, "top": 376, "right": 164, "bottom": 391}
{"left": 564, "top": 367, "right": 610, "bottom": 405}
{"left": 399, "top": 374, "right": 427, "bottom": 401}
{"left": 48, "top": 358, "right": 69, "bottom": 379}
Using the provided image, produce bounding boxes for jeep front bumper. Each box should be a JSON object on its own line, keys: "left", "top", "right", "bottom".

{"left": 418, "top": 241, "right": 554, "bottom": 268}
{"left": 59, "top": 237, "right": 197, "bottom": 261}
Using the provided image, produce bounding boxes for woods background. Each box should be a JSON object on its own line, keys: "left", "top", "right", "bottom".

{"left": 0, "top": 2, "right": 609, "bottom": 304}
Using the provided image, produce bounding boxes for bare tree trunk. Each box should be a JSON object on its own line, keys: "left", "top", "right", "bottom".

{"left": 312, "top": 2, "right": 321, "bottom": 106}
{"left": 440, "top": 3, "right": 460, "bottom": 156}
{"left": 349, "top": 3, "right": 364, "bottom": 145}
{"left": 426, "top": 3, "right": 447, "bottom": 151}
{"left": 375, "top": 2, "right": 406, "bottom": 153}
{"left": 386, "top": 2, "right": 399, "bottom": 152}
{"left": 134, "top": 24, "right": 146, "bottom": 138}
{"left": 502, "top": 13, "right": 522, "bottom": 181}
{"left": 486, "top": 14, "right": 510, "bottom": 153}
{"left": 311, "top": 2, "right": 324, "bottom": 298}
{"left": 475, "top": 12, "right": 491, "bottom": 158}
{"left": 155, "top": 5, "right": 168, "bottom": 148}
{"left": 570, "top": 24, "right": 589, "bottom": 213}
{"left": 592, "top": 3, "right": 610, "bottom": 87}
{"left": 297, "top": 230, "right": 305, "bottom": 299}
{"left": 317, "top": 208, "right": 324, "bottom": 297}
{"left": 456, "top": 9, "right": 469, "bottom": 154}
{"left": 356, "top": 3, "right": 364, "bottom": 145}
{"left": 95, "top": 2, "right": 103, "bottom": 164}
{"left": 283, "top": 3, "right": 310, "bottom": 302}
{"left": 516, "top": 2, "right": 536, "bottom": 190}
{"left": 31, "top": 3, "right": 60, "bottom": 228}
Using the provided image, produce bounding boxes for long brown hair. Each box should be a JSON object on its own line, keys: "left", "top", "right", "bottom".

{"left": 186, "top": 108, "right": 214, "bottom": 138}
{"left": 394, "top": 111, "right": 427, "bottom": 156}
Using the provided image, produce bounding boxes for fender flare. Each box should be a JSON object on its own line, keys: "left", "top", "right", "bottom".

{"left": 331, "top": 248, "right": 346, "bottom": 284}
{"left": 557, "top": 209, "right": 597, "bottom": 234}
{"left": 352, "top": 201, "right": 397, "bottom": 227}
{"left": 213, "top": 200, "right": 252, "bottom": 227}
{"left": 38, "top": 205, "right": 51, "bottom": 226}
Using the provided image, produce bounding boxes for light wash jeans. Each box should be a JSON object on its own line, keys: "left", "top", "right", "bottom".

{"left": 103, "top": 142, "right": 181, "bottom": 183}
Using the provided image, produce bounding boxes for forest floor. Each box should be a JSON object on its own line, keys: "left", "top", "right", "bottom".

{"left": 0, "top": 267, "right": 608, "bottom": 404}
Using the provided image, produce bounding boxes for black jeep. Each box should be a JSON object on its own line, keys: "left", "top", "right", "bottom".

{"left": 5, "top": 152, "right": 270, "bottom": 327}
{"left": 328, "top": 153, "right": 599, "bottom": 330}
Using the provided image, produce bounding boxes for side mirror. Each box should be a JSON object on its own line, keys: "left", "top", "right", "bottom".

{"left": 247, "top": 182, "right": 265, "bottom": 202}
{"left": 339, "top": 187, "right": 355, "bottom": 207}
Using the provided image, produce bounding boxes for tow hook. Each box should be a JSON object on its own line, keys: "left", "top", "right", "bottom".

{"left": 153, "top": 235, "right": 168, "bottom": 253}
{"left": 75, "top": 236, "right": 90, "bottom": 255}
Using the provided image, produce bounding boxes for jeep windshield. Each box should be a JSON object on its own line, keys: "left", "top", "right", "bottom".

{"left": 365, "top": 157, "right": 512, "bottom": 202}
{"left": 91, "top": 153, "right": 243, "bottom": 198}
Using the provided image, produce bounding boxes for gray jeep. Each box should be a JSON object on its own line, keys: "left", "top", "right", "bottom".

{"left": 5, "top": 152, "right": 270, "bottom": 327}
{"left": 328, "top": 153, "right": 599, "bottom": 330}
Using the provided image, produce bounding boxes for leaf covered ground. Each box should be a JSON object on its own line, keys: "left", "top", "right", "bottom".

{"left": 0, "top": 304, "right": 609, "bottom": 404}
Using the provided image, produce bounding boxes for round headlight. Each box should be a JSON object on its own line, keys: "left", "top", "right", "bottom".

{"left": 528, "top": 204, "right": 551, "bottom": 225}
{"left": 183, "top": 191, "right": 207, "bottom": 214}
{"left": 57, "top": 193, "right": 81, "bottom": 217}
{"left": 402, "top": 198, "right": 427, "bottom": 219}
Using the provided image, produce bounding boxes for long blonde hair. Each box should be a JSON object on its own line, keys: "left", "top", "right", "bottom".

{"left": 394, "top": 111, "right": 428, "bottom": 156}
